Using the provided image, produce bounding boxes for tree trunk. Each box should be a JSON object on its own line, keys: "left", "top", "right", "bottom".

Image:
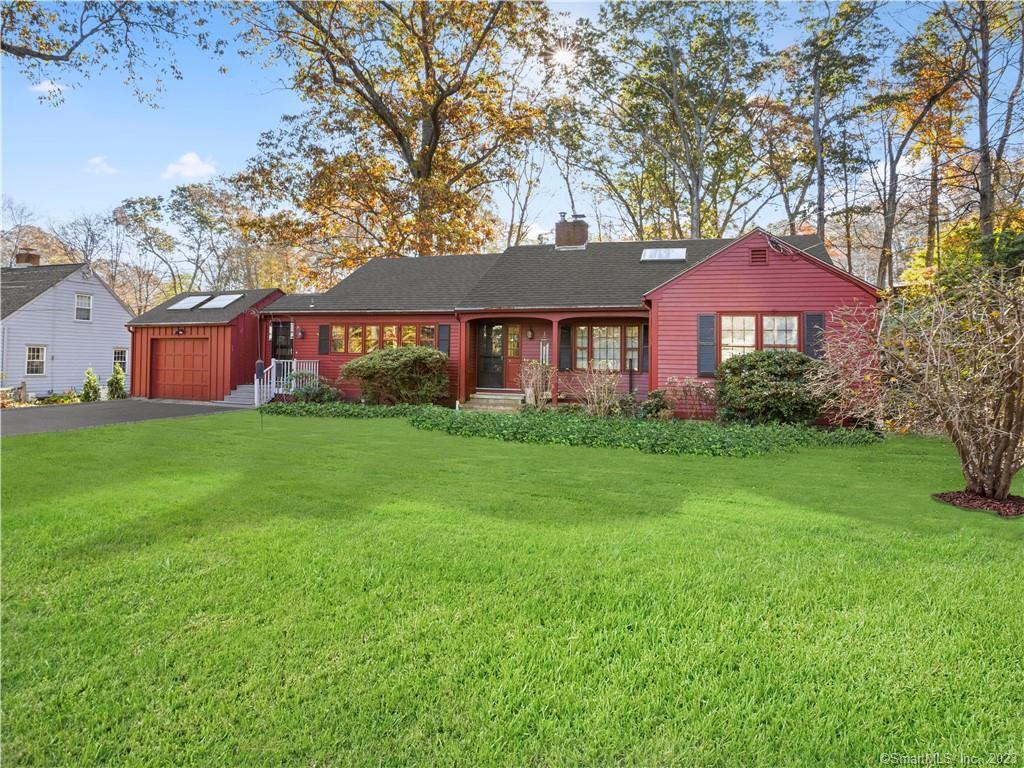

{"left": 812, "top": 59, "right": 827, "bottom": 240}
{"left": 925, "top": 148, "right": 940, "bottom": 267}
{"left": 976, "top": 1, "right": 995, "bottom": 245}
{"left": 876, "top": 161, "right": 899, "bottom": 288}
{"left": 689, "top": 166, "right": 702, "bottom": 239}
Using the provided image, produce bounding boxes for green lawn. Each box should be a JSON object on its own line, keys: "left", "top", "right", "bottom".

{"left": 3, "top": 413, "right": 1022, "bottom": 766}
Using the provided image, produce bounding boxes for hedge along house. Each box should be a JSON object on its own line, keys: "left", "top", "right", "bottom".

{"left": 255, "top": 218, "right": 878, "bottom": 411}
{"left": 128, "top": 288, "right": 282, "bottom": 403}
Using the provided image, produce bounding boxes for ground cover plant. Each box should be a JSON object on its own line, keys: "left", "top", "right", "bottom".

{"left": 2, "top": 412, "right": 1021, "bottom": 766}
{"left": 259, "top": 401, "right": 879, "bottom": 457}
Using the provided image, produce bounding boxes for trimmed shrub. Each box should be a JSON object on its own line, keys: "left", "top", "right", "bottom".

{"left": 288, "top": 371, "right": 339, "bottom": 403}
{"left": 106, "top": 365, "right": 127, "bottom": 400}
{"left": 259, "top": 401, "right": 880, "bottom": 458}
{"left": 82, "top": 369, "right": 101, "bottom": 402}
{"left": 716, "top": 350, "right": 822, "bottom": 424}
{"left": 341, "top": 346, "right": 449, "bottom": 404}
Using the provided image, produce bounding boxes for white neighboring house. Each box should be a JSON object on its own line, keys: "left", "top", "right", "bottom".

{"left": 1, "top": 251, "right": 134, "bottom": 397}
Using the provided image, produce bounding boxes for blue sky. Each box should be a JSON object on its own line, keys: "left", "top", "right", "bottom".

{"left": 2, "top": 2, "right": 923, "bottom": 233}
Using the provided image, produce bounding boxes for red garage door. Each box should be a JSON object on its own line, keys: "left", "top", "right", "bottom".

{"left": 150, "top": 338, "right": 211, "bottom": 400}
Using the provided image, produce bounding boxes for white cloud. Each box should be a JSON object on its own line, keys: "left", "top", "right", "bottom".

{"left": 30, "top": 80, "right": 65, "bottom": 95}
{"left": 86, "top": 155, "right": 118, "bottom": 176}
{"left": 161, "top": 152, "right": 217, "bottom": 180}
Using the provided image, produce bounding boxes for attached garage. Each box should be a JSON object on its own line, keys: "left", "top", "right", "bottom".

{"left": 128, "top": 289, "right": 283, "bottom": 402}
{"left": 151, "top": 338, "right": 210, "bottom": 400}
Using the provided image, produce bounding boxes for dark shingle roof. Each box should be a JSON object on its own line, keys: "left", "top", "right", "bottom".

{"left": 263, "top": 252, "right": 501, "bottom": 313}
{"left": 1, "top": 264, "right": 84, "bottom": 318}
{"left": 458, "top": 235, "right": 832, "bottom": 310}
{"left": 128, "top": 288, "right": 280, "bottom": 325}
{"left": 259, "top": 234, "right": 833, "bottom": 315}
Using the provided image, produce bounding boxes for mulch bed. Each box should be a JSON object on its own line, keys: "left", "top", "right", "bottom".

{"left": 933, "top": 491, "right": 1024, "bottom": 518}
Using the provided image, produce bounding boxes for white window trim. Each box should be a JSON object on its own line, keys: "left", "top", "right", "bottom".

{"left": 74, "top": 293, "right": 93, "bottom": 322}
{"left": 25, "top": 345, "right": 47, "bottom": 376}
{"left": 113, "top": 347, "right": 128, "bottom": 372}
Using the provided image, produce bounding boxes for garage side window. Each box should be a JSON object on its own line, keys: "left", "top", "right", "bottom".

{"left": 26, "top": 346, "right": 46, "bottom": 375}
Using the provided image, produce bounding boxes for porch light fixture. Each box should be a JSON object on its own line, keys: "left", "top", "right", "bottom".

{"left": 526, "top": 327, "right": 534, "bottom": 340}
{"left": 174, "top": 327, "right": 186, "bottom": 335}
{"left": 297, "top": 327, "right": 305, "bottom": 340}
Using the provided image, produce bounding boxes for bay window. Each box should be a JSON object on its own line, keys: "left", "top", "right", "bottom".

{"left": 382, "top": 325, "right": 398, "bottom": 348}
{"left": 625, "top": 326, "right": 641, "bottom": 371}
{"left": 419, "top": 325, "right": 435, "bottom": 347}
{"left": 591, "top": 326, "right": 621, "bottom": 371}
{"left": 331, "top": 325, "right": 346, "bottom": 353}
{"left": 572, "top": 323, "right": 648, "bottom": 372}
{"left": 401, "top": 325, "right": 417, "bottom": 346}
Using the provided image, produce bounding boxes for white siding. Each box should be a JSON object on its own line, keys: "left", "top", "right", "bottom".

{"left": 1, "top": 267, "right": 133, "bottom": 396}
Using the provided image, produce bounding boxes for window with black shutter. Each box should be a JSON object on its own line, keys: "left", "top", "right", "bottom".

{"left": 803, "top": 313, "right": 826, "bottom": 359}
{"left": 437, "top": 324, "right": 451, "bottom": 356}
{"left": 558, "top": 324, "right": 572, "bottom": 371}
{"left": 697, "top": 314, "right": 717, "bottom": 377}
{"left": 318, "top": 325, "right": 330, "bottom": 355}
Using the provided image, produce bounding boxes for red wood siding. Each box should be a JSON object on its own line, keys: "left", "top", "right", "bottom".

{"left": 263, "top": 313, "right": 461, "bottom": 400}
{"left": 647, "top": 231, "right": 877, "bottom": 402}
{"left": 129, "top": 324, "right": 234, "bottom": 401}
{"left": 229, "top": 291, "right": 283, "bottom": 388}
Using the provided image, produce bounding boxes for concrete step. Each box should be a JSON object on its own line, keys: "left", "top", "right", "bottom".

{"left": 221, "top": 385, "right": 256, "bottom": 408}
{"left": 462, "top": 393, "right": 523, "bottom": 412}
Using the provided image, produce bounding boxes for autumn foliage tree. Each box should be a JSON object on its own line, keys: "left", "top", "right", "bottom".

{"left": 233, "top": 1, "right": 546, "bottom": 280}
{"left": 0, "top": 1, "right": 221, "bottom": 105}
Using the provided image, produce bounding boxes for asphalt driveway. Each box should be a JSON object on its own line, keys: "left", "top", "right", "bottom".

{"left": 1, "top": 400, "right": 241, "bottom": 437}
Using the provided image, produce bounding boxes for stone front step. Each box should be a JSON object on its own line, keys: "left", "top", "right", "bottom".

{"left": 461, "top": 392, "right": 523, "bottom": 412}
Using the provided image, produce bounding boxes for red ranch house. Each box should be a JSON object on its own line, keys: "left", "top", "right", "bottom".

{"left": 128, "top": 219, "right": 878, "bottom": 411}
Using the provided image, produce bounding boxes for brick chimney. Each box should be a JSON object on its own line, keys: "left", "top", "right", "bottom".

{"left": 554, "top": 212, "right": 588, "bottom": 249}
{"left": 13, "top": 248, "right": 41, "bottom": 268}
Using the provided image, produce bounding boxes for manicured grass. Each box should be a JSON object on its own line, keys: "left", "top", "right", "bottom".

{"left": 3, "top": 412, "right": 1022, "bottom": 766}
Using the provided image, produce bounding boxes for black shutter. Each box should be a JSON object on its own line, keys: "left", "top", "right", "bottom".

{"left": 697, "top": 314, "right": 717, "bottom": 377}
{"left": 437, "top": 324, "right": 451, "bottom": 356}
{"left": 641, "top": 324, "right": 650, "bottom": 372}
{"left": 558, "top": 325, "right": 572, "bottom": 371}
{"left": 804, "top": 313, "right": 825, "bottom": 359}
{"left": 318, "top": 325, "right": 330, "bottom": 355}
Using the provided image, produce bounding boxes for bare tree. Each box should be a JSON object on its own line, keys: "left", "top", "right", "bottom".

{"left": 502, "top": 151, "right": 546, "bottom": 248}
{"left": 943, "top": 1, "right": 1024, "bottom": 246}
{"left": 811, "top": 272, "right": 1024, "bottom": 506}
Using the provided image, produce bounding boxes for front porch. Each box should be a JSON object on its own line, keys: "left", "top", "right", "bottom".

{"left": 255, "top": 358, "right": 320, "bottom": 406}
{"left": 456, "top": 311, "right": 651, "bottom": 407}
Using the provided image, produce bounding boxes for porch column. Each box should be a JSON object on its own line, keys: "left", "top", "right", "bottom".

{"left": 457, "top": 316, "right": 469, "bottom": 404}
{"left": 550, "top": 318, "right": 559, "bottom": 405}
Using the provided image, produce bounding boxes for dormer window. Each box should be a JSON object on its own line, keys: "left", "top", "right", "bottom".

{"left": 749, "top": 248, "right": 768, "bottom": 265}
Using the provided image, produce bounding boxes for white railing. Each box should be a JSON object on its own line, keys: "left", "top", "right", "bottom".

{"left": 254, "top": 358, "right": 320, "bottom": 406}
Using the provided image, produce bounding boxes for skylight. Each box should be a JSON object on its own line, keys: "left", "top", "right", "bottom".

{"left": 168, "top": 295, "right": 210, "bottom": 310}
{"left": 200, "top": 293, "right": 243, "bottom": 309}
{"left": 640, "top": 247, "right": 686, "bottom": 261}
